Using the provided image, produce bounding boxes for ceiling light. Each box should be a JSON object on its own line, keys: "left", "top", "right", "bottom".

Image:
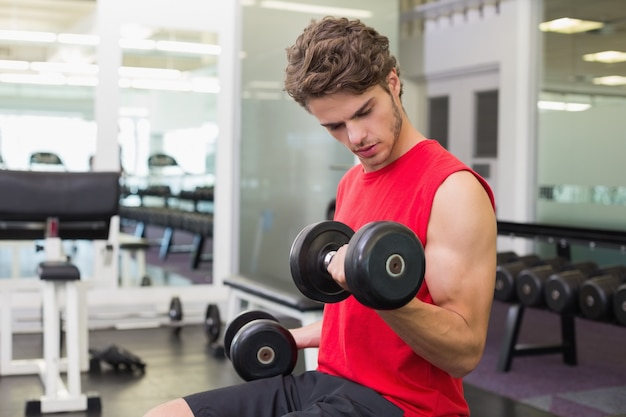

{"left": 0, "top": 73, "right": 65, "bottom": 85}
{"left": 592, "top": 75, "right": 626, "bottom": 86}
{"left": 191, "top": 77, "right": 220, "bottom": 93}
{"left": 57, "top": 33, "right": 100, "bottom": 46}
{"left": 0, "top": 29, "right": 56, "bottom": 43}
{"left": 119, "top": 66, "right": 181, "bottom": 79}
{"left": 0, "top": 60, "right": 29, "bottom": 70}
{"left": 260, "top": 1, "right": 372, "bottom": 18}
{"left": 538, "top": 101, "right": 591, "bottom": 112}
{"left": 126, "top": 79, "right": 192, "bottom": 92}
{"left": 156, "top": 40, "right": 221, "bottom": 56}
{"left": 539, "top": 18, "right": 604, "bottom": 34}
{"left": 119, "top": 38, "right": 156, "bottom": 50}
{"left": 65, "top": 76, "right": 98, "bottom": 87}
{"left": 30, "top": 61, "right": 98, "bottom": 75}
{"left": 583, "top": 50, "right": 626, "bottom": 64}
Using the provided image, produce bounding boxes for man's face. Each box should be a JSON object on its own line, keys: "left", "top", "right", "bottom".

{"left": 307, "top": 74, "right": 404, "bottom": 172}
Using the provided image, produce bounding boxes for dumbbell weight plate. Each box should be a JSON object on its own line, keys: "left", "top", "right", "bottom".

{"left": 345, "top": 221, "right": 425, "bottom": 310}
{"left": 169, "top": 296, "right": 183, "bottom": 321}
{"left": 230, "top": 319, "right": 297, "bottom": 381}
{"left": 204, "top": 304, "right": 222, "bottom": 345}
{"left": 289, "top": 221, "right": 354, "bottom": 303}
{"left": 614, "top": 284, "right": 626, "bottom": 326}
{"left": 224, "top": 310, "right": 277, "bottom": 360}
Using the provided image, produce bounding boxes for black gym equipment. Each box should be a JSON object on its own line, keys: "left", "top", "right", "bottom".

{"left": 544, "top": 265, "right": 625, "bottom": 315}
{"left": 289, "top": 220, "right": 425, "bottom": 310}
{"left": 494, "top": 254, "right": 543, "bottom": 302}
{"left": 515, "top": 260, "right": 595, "bottom": 307}
{"left": 578, "top": 266, "right": 626, "bottom": 321}
{"left": 224, "top": 311, "right": 297, "bottom": 381}
{"left": 169, "top": 296, "right": 184, "bottom": 335}
{"left": 614, "top": 283, "right": 626, "bottom": 326}
{"left": 497, "top": 251, "right": 519, "bottom": 265}
{"left": 205, "top": 304, "right": 225, "bottom": 357}
{"left": 89, "top": 344, "right": 146, "bottom": 373}
{"left": 0, "top": 170, "right": 119, "bottom": 415}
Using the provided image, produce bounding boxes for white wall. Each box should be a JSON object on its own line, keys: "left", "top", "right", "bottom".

{"left": 401, "top": 0, "right": 542, "bottom": 226}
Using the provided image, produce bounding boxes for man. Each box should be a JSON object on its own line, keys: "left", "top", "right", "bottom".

{"left": 143, "top": 16, "right": 496, "bottom": 417}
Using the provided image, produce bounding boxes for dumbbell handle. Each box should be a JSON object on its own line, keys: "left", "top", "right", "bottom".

{"left": 323, "top": 250, "right": 336, "bottom": 270}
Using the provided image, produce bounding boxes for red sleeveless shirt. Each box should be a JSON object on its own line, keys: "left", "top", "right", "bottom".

{"left": 317, "top": 140, "right": 494, "bottom": 417}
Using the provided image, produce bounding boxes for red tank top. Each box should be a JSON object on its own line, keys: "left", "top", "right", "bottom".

{"left": 317, "top": 140, "right": 494, "bottom": 417}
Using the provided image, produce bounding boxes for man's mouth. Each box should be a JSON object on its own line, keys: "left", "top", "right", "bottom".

{"left": 354, "top": 143, "right": 377, "bottom": 159}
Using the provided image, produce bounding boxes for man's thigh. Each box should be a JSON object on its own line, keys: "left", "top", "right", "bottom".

{"left": 184, "top": 371, "right": 402, "bottom": 417}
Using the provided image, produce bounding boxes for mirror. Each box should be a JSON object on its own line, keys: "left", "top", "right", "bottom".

{"left": 116, "top": 25, "right": 219, "bottom": 288}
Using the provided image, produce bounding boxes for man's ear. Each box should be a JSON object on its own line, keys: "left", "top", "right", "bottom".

{"left": 387, "top": 69, "right": 401, "bottom": 95}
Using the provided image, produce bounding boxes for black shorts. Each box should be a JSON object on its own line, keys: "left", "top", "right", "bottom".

{"left": 184, "top": 370, "right": 403, "bottom": 417}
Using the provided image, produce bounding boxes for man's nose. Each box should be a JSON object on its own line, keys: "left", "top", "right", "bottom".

{"left": 346, "top": 122, "right": 366, "bottom": 145}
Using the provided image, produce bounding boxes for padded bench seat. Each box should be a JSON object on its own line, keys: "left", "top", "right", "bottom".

{"left": 223, "top": 274, "right": 324, "bottom": 370}
{"left": 223, "top": 274, "right": 324, "bottom": 313}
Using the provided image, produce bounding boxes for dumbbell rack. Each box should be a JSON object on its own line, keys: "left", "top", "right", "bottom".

{"left": 496, "top": 221, "right": 626, "bottom": 372}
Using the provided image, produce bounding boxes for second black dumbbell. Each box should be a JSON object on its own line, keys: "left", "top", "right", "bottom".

{"left": 224, "top": 310, "right": 297, "bottom": 382}
{"left": 289, "top": 220, "right": 425, "bottom": 310}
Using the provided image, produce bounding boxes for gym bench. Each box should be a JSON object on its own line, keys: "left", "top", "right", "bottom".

{"left": 223, "top": 274, "right": 324, "bottom": 371}
{"left": 0, "top": 170, "right": 119, "bottom": 414}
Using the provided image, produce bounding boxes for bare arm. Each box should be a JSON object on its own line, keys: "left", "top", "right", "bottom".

{"left": 378, "top": 171, "right": 496, "bottom": 377}
{"left": 289, "top": 320, "right": 322, "bottom": 349}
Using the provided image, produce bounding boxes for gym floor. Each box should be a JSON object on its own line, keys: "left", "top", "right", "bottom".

{"left": 2, "top": 321, "right": 559, "bottom": 417}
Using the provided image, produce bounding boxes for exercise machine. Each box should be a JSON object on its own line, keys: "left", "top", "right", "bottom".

{"left": 0, "top": 170, "right": 119, "bottom": 414}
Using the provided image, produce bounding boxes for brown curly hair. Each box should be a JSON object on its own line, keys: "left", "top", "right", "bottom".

{"left": 284, "top": 17, "right": 402, "bottom": 109}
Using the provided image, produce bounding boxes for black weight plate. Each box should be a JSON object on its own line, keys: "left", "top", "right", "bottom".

{"left": 168, "top": 296, "right": 183, "bottom": 321}
{"left": 345, "top": 221, "right": 425, "bottom": 310}
{"left": 204, "top": 304, "right": 222, "bottom": 344}
{"left": 494, "top": 261, "right": 529, "bottom": 302}
{"left": 614, "top": 284, "right": 626, "bottom": 326}
{"left": 289, "top": 221, "right": 353, "bottom": 303}
{"left": 224, "top": 310, "right": 277, "bottom": 360}
{"left": 230, "top": 319, "right": 297, "bottom": 381}
{"left": 516, "top": 265, "right": 556, "bottom": 307}
{"left": 579, "top": 276, "right": 616, "bottom": 321}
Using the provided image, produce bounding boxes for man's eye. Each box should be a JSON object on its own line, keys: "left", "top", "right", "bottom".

{"left": 327, "top": 124, "right": 342, "bottom": 132}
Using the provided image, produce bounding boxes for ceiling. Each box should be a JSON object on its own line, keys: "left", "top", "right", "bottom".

{"left": 0, "top": 0, "right": 624, "bottom": 96}
{"left": 542, "top": 0, "right": 626, "bottom": 96}
{"left": 0, "top": 0, "right": 218, "bottom": 73}
{"left": 0, "top": 0, "right": 94, "bottom": 33}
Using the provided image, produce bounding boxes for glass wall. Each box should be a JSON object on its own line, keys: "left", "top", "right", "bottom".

{"left": 239, "top": 1, "right": 400, "bottom": 283}
{"left": 537, "top": 0, "right": 626, "bottom": 262}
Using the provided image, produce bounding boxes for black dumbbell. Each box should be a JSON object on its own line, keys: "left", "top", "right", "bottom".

{"left": 544, "top": 265, "right": 623, "bottom": 315}
{"left": 497, "top": 251, "right": 519, "bottom": 265}
{"left": 579, "top": 265, "right": 626, "bottom": 321}
{"left": 494, "top": 254, "right": 543, "bottom": 302}
{"left": 204, "top": 304, "right": 225, "bottom": 357}
{"left": 169, "top": 296, "right": 183, "bottom": 335}
{"left": 614, "top": 283, "right": 626, "bottom": 326}
{"left": 515, "top": 260, "right": 595, "bottom": 307}
{"left": 224, "top": 311, "right": 297, "bottom": 381}
{"left": 289, "top": 220, "right": 425, "bottom": 310}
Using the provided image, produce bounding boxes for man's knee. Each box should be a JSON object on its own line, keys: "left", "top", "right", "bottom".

{"left": 143, "top": 398, "right": 194, "bottom": 417}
